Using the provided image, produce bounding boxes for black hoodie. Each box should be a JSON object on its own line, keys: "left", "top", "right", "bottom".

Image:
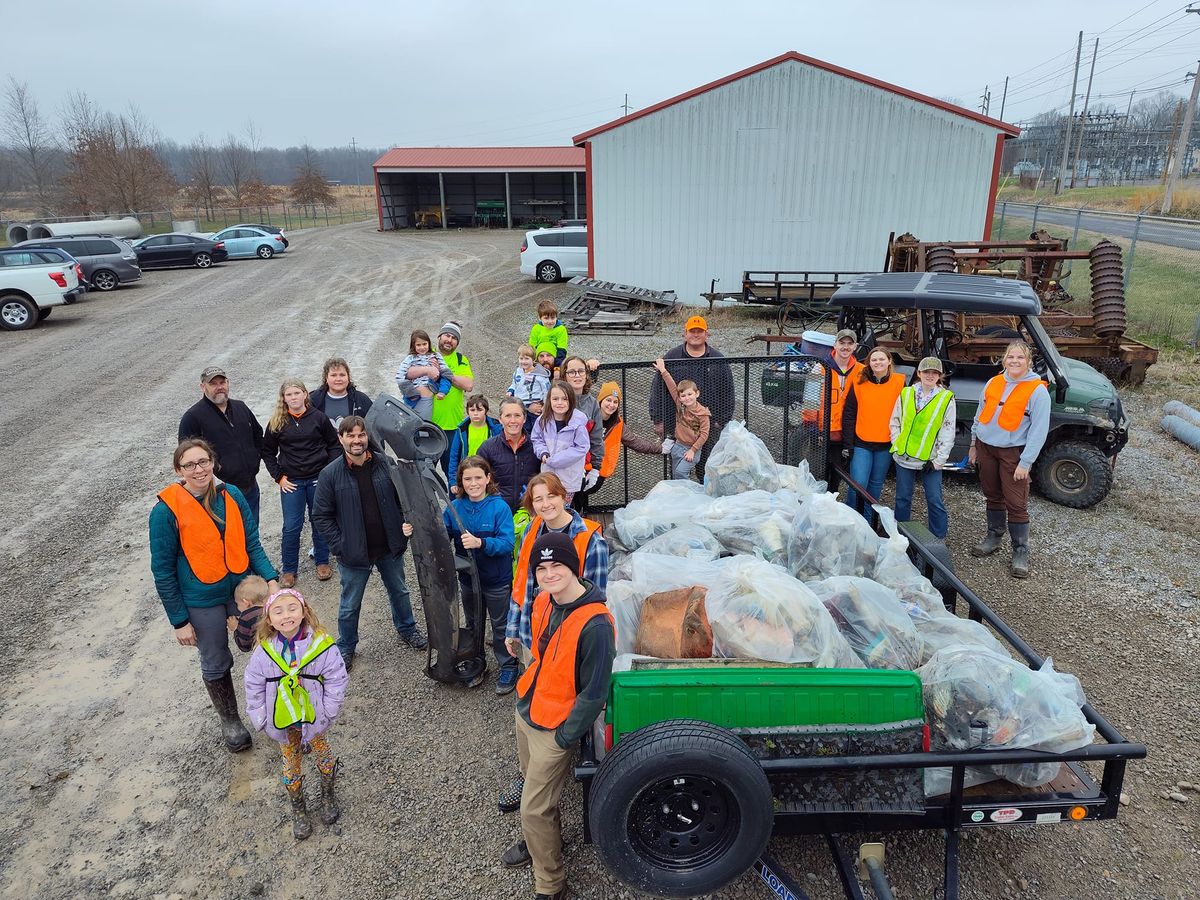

{"left": 261, "top": 406, "right": 340, "bottom": 481}
{"left": 516, "top": 579, "right": 615, "bottom": 749}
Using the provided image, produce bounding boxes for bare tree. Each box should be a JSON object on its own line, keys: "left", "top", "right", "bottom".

{"left": 3, "top": 77, "right": 58, "bottom": 214}
{"left": 245, "top": 119, "right": 263, "bottom": 179}
{"left": 290, "top": 144, "right": 335, "bottom": 216}
{"left": 220, "top": 134, "right": 253, "bottom": 205}
{"left": 184, "top": 134, "right": 222, "bottom": 217}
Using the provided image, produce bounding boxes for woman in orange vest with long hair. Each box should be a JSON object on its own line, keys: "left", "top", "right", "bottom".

{"left": 150, "top": 438, "right": 279, "bottom": 752}
{"left": 840, "top": 348, "right": 906, "bottom": 515}
{"left": 968, "top": 340, "right": 1051, "bottom": 578}
{"left": 575, "top": 381, "right": 665, "bottom": 513}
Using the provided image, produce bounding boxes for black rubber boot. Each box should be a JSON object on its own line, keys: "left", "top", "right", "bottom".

{"left": 1009, "top": 523, "right": 1031, "bottom": 578}
{"left": 970, "top": 509, "right": 1007, "bottom": 557}
{"left": 204, "top": 672, "right": 252, "bottom": 752}
{"left": 319, "top": 761, "right": 340, "bottom": 826}
{"left": 288, "top": 780, "right": 312, "bottom": 840}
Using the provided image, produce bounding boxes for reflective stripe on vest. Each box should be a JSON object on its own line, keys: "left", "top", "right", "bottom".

{"left": 261, "top": 632, "right": 335, "bottom": 729}
{"left": 977, "top": 375, "right": 1047, "bottom": 432}
{"left": 515, "top": 591, "right": 613, "bottom": 729}
{"left": 157, "top": 483, "right": 250, "bottom": 584}
{"left": 598, "top": 420, "right": 623, "bottom": 478}
{"left": 851, "top": 374, "right": 906, "bottom": 443}
{"left": 891, "top": 386, "right": 953, "bottom": 460}
{"left": 825, "top": 356, "right": 862, "bottom": 433}
{"left": 511, "top": 516, "right": 601, "bottom": 608}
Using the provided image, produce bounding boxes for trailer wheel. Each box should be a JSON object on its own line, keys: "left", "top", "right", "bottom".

{"left": 588, "top": 719, "right": 772, "bottom": 898}
{"left": 1033, "top": 440, "right": 1112, "bottom": 508}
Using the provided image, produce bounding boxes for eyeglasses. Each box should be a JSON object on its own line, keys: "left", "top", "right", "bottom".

{"left": 180, "top": 459, "right": 213, "bottom": 472}
{"left": 564, "top": 368, "right": 587, "bottom": 376}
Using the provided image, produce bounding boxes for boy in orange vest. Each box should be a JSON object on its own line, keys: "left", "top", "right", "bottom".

{"left": 501, "top": 532, "right": 615, "bottom": 900}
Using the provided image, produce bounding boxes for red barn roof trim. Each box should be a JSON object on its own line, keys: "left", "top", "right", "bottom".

{"left": 573, "top": 51, "right": 1020, "bottom": 144}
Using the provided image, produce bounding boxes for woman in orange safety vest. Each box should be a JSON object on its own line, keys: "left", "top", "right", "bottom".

{"left": 840, "top": 348, "right": 906, "bottom": 516}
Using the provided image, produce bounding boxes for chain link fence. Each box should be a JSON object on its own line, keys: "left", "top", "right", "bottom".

{"left": 585, "top": 355, "right": 830, "bottom": 512}
{"left": 994, "top": 201, "right": 1200, "bottom": 345}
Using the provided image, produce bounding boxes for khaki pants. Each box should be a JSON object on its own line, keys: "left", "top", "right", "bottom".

{"left": 515, "top": 711, "right": 575, "bottom": 895}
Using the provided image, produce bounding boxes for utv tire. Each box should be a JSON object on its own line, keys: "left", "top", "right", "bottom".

{"left": 588, "top": 719, "right": 772, "bottom": 898}
{"left": 1033, "top": 440, "right": 1112, "bottom": 508}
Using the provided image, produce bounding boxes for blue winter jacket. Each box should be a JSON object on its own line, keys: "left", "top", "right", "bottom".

{"left": 442, "top": 493, "right": 515, "bottom": 590}
{"left": 447, "top": 415, "right": 503, "bottom": 487}
{"left": 149, "top": 482, "right": 279, "bottom": 627}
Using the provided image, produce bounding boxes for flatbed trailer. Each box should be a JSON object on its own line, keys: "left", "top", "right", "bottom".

{"left": 574, "top": 359, "right": 1145, "bottom": 899}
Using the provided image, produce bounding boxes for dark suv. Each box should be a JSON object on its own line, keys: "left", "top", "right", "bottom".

{"left": 16, "top": 235, "right": 142, "bottom": 292}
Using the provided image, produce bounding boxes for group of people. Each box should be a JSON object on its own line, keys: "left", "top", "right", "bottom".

{"left": 825, "top": 327, "right": 1050, "bottom": 578}
{"left": 148, "top": 299, "right": 1051, "bottom": 897}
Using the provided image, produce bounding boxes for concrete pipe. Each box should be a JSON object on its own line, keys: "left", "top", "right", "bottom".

{"left": 1163, "top": 400, "right": 1200, "bottom": 428}
{"left": 1162, "top": 414, "right": 1200, "bottom": 452}
{"left": 26, "top": 217, "right": 143, "bottom": 240}
{"left": 6, "top": 223, "right": 31, "bottom": 244}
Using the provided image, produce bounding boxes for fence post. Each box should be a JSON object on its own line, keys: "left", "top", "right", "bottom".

{"left": 325, "top": 205, "right": 330, "bottom": 226}
{"left": 1123, "top": 215, "right": 1141, "bottom": 293}
{"left": 1031, "top": 204, "right": 1040, "bottom": 231}
{"left": 998, "top": 201, "right": 1006, "bottom": 236}
{"left": 1071, "top": 207, "right": 1083, "bottom": 246}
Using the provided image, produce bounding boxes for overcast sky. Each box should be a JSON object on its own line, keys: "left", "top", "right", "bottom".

{"left": 5, "top": 0, "right": 1198, "bottom": 153}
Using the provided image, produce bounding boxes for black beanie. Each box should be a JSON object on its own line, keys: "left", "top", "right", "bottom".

{"left": 531, "top": 531, "right": 580, "bottom": 573}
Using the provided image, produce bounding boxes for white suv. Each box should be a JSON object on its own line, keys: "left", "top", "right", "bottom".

{"left": 519, "top": 226, "right": 588, "bottom": 283}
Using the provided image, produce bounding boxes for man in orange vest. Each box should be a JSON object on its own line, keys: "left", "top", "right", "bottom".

{"left": 501, "top": 532, "right": 614, "bottom": 900}
{"left": 825, "top": 329, "right": 864, "bottom": 494}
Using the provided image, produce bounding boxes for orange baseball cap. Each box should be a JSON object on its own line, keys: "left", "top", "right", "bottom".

{"left": 686, "top": 315, "right": 708, "bottom": 331}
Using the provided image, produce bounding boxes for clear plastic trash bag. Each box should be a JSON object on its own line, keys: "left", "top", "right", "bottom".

{"left": 698, "top": 489, "right": 802, "bottom": 566}
{"left": 872, "top": 508, "right": 946, "bottom": 617}
{"left": 788, "top": 492, "right": 882, "bottom": 580}
{"left": 704, "top": 556, "right": 863, "bottom": 668}
{"left": 775, "top": 458, "right": 827, "bottom": 497}
{"left": 612, "top": 479, "right": 714, "bottom": 550}
{"left": 806, "top": 576, "right": 924, "bottom": 670}
{"left": 704, "top": 420, "right": 781, "bottom": 497}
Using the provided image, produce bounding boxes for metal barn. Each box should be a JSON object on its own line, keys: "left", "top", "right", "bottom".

{"left": 373, "top": 147, "right": 586, "bottom": 230}
{"left": 573, "top": 52, "right": 1019, "bottom": 302}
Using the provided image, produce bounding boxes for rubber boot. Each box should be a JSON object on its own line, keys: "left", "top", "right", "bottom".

{"left": 1009, "top": 523, "right": 1031, "bottom": 579}
{"left": 970, "top": 509, "right": 1007, "bottom": 557}
{"left": 204, "top": 672, "right": 252, "bottom": 752}
{"left": 319, "top": 761, "right": 340, "bottom": 826}
{"left": 288, "top": 779, "right": 312, "bottom": 840}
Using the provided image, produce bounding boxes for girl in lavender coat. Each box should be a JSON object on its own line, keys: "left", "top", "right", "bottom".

{"left": 244, "top": 588, "right": 348, "bottom": 840}
{"left": 530, "top": 380, "right": 591, "bottom": 502}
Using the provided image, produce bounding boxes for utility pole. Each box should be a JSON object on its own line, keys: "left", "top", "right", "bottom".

{"left": 1070, "top": 38, "right": 1099, "bottom": 189}
{"left": 1162, "top": 64, "right": 1200, "bottom": 214}
{"left": 979, "top": 85, "right": 990, "bottom": 116}
{"left": 622, "top": 94, "right": 631, "bottom": 116}
{"left": 350, "top": 137, "right": 359, "bottom": 186}
{"left": 1056, "top": 31, "right": 1083, "bottom": 195}
{"left": 999, "top": 76, "right": 1009, "bottom": 121}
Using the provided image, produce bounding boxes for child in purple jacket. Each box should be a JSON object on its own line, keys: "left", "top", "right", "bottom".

{"left": 244, "top": 588, "right": 348, "bottom": 840}
{"left": 530, "top": 380, "right": 591, "bottom": 503}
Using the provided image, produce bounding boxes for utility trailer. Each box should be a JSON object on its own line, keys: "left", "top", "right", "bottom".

{"left": 575, "top": 356, "right": 1144, "bottom": 899}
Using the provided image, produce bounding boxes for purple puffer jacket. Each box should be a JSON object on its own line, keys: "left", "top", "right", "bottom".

{"left": 243, "top": 629, "right": 349, "bottom": 744}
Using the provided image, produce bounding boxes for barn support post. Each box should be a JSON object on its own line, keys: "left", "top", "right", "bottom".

{"left": 573, "top": 172, "right": 579, "bottom": 219}
{"left": 438, "top": 172, "right": 447, "bottom": 229}
{"left": 505, "top": 173, "right": 512, "bottom": 229}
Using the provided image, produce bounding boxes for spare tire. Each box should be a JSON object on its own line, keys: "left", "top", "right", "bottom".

{"left": 588, "top": 719, "right": 773, "bottom": 898}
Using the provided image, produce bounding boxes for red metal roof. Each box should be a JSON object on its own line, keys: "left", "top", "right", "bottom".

{"left": 373, "top": 147, "right": 585, "bottom": 170}
{"left": 573, "top": 51, "right": 1020, "bottom": 144}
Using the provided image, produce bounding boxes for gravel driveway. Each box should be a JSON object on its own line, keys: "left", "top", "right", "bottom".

{"left": 0, "top": 224, "right": 1196, "bottom": 900}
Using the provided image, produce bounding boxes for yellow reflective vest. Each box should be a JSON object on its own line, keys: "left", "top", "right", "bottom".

{"left": 260, "top": 633, "right": 335, "bottom": 729}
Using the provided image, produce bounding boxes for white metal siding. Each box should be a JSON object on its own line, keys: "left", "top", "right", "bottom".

{"left": 589, "top": 59, "right": 1002, "bottom": 303}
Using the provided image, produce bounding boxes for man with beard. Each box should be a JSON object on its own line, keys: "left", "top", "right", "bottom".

{"left": 429, "top": 322, "right": 476, "bottom": 473}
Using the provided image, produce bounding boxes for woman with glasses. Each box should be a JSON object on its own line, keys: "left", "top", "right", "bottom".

{"left": 560, "top": 356, "right": 605, "bottom": 511}
{"left": 150, "top": 438, "right": 279, "bottom": 753}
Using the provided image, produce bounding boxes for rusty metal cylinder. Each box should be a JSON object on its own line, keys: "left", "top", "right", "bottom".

{"left": 1089, "top": 240, "right": 1127, "bottom": 339}
{"left": 925, "top": 245, "right": 957, "bottom": 273}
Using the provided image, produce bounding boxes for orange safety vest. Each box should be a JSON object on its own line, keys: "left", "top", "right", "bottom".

{"left": 851, "top": 374, "right": 906, "bottom": 443}
{"left": 516, "top": 589, "right": 613, "bottom": 728}
{"left": 826, "top": 356, "right": 863, "bottom": 434}
{"left": 977, "top": 375, "right": 1047, "bottom": 432}
{"left": 597, "top": 420, "right": 623, "bottom": 478}
{"left": 157, "top": 483, "right": 249, "bottom": 584}
{"left": 511, "top": 516, "right": 602, "bottom": 607}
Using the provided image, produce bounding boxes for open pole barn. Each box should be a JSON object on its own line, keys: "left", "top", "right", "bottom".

{"left": 373, "top": 147, "right": 586, "bottom": 230}
{"left": 572, "top": 51, "right": 1020, "bottom": 303}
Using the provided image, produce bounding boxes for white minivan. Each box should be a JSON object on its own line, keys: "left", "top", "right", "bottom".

{"left": 519, "top": 226, "right": 588, "bottom": 283}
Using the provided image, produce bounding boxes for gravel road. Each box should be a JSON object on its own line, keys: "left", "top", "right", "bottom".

{"left": 1, "top": 224, "right": 1196, "bottom": 900}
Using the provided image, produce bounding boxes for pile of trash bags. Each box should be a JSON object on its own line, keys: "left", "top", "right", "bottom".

{"left": 602, "top": 421, "right": 1093, "bottom": 793}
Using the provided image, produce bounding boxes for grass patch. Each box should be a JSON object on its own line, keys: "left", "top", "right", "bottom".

{"left": 996, "top": 182, "right": 1200, "bottom": 218}
{"left": 991, "top": 215, "right": 1200, "bottom": 345}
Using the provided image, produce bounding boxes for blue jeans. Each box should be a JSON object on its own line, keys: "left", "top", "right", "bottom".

{"left": 845, "top": 447, "right": 892, "bottom": 514}
{"left": 280, "top": 477, "right": 328, "bottom": 574}
{"left": 463, "top": 580, "right": 517, "bottom": 671}
{"left": 336, "top": 550, "right": 417, "bottom": 657}
{"left": 240, "top": 481, "right": 261, "bottom": 524}
{"left": 670, "top": 442, "right": 698, "bottom": 480}
{"left": 894, "top": 463, "right": 948, "bottom": 539}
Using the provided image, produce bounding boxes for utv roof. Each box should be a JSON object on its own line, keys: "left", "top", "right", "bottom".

{"left": 831, "top": 273, "right": 1042, "bottom": 315}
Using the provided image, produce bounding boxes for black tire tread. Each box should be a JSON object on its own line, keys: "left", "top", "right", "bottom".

{"left": 1033, "top": 440, "right": 1112, "bottom": 509}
